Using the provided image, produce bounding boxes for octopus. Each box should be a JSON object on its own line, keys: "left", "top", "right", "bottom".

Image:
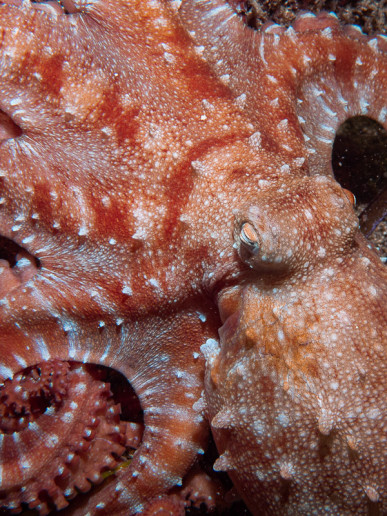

{"left": 0, "top": 0, "right": 386, "bottom": 514}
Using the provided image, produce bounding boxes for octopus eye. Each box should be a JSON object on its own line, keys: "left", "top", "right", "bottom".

{"left": 239, "top": 222, "right": 260, "bottom": 255}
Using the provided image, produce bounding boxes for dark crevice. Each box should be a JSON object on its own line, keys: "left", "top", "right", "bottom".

{"left": 359, "top": 187, "right": 387, "bottom": 238}
{"left": 0, "top": 110, "right": 22, "bottom": 142}
{"left": 0, "top": 236, "right": 41, "bottom": 297}
{"left": 0, "top": 236, "right": 41, "bottom": 269}
{"left": 88, "top": 364, "right": 143, "bottom": 424}
{"left": 331, "top": 116, "right": 387, "bottom": 249}
{"left": 332, "top": 116, "right": 387, "bottom": 205}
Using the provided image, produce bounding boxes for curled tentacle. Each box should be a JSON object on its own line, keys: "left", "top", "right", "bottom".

{"left": 0, "top": 360, "right": 69, "bottom": 434}
{"left": 0, "top": 361, "right": 128, "bottom": 515}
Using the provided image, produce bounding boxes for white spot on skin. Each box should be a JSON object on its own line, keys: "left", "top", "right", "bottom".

{"left": 369, "top": 286, "right": 377, "bottom": 297}
{"left": 267, "top": 75, "right": 278, "bottom": 84}
{"left": 235, "top": 93, "right": 246, "bottom": 108}
{"left": 277, "top": 119, "right": 288, "bottom": 130}
{"left": 248, "top": 131, "right": 261, "bottom": 149}
{"left": 45, "top": 434, "right": 59, "bottom": 447}
{"left": 365, "top": 486, "right": 380, "bottom": 502}
{"left": 200, "top": 339, "right": 219, "bottom": 366}
{"left": 34, "top": 338, "right": 51, "bottom": 361}
{"left": 330, "top": 381, "right": 339, "bottom": 391}
{"left": 61, "top": 411, "right": 74, "bottom": 423}
{"left": 149, "top": 278, "right": 160, "bottom": 289}
{"left": 253, "top": 419, "right": 265, "bottom": 435}
{"left": 256, "top": 469, "right": 265, "bottom": 481}
{"left": 277, "top": 413, "right": 290, "bottom": 427}
{"left": 367, "top": 408, "right": 380, "bottom": 419}
{"left": 0, "top": 365, "right": 14, "bottom": 380}
{"left": 22, "top": 235, "right": 36, "bottom": 244}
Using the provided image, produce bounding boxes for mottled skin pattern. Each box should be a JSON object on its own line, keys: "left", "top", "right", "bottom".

{"left": 0, "top": 0, "right": 386, "bottom": 515}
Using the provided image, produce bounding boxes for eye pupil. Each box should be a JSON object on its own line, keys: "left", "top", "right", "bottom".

{"left": 240, "top": 222, "right": 259, "bottom": 248}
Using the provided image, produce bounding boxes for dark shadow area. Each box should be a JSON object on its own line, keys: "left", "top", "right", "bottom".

{"left": 332, "top": 116, "right": 387, "bottom": 241}
{"left": 0, "top": 110, "right": 22, "bottom": 142}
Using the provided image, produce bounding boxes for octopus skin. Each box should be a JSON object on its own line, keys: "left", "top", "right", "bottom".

{"left": 0, "top": 0, "right": 385, "bottom": 514}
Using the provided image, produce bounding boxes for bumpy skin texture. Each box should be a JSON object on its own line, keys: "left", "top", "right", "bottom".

{"left": 0, "top": 0, "right": 386, "bottom": 514}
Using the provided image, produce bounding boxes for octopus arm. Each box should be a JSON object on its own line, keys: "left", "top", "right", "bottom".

{"left": 179, "top": 1, "right": 387, "bottom": 176}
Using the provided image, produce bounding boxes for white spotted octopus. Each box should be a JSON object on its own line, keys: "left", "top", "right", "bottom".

{"left": 0, "top": 0, "right": 386, "bottom": 514}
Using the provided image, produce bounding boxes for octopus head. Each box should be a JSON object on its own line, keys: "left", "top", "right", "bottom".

{"left": 234, "top": 174, "right": 358, "bottom": 276}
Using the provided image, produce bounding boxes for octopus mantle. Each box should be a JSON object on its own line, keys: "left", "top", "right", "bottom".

{"left": 0, "top": 0, "right": 386, "bottom": 515}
